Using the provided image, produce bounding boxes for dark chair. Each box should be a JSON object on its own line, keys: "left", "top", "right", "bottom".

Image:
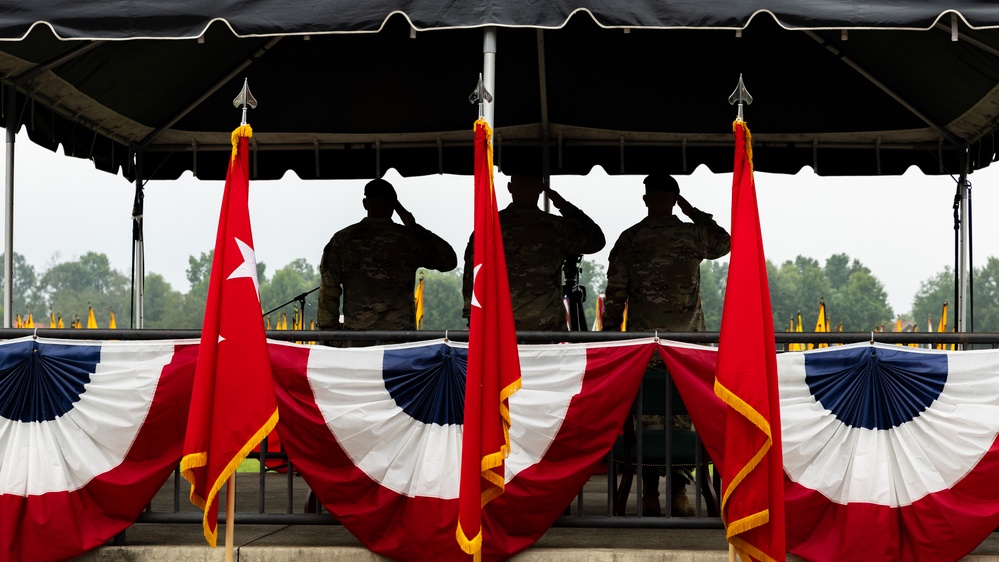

{"left": 611, "top": 369, "right": 719, "bottom": 516}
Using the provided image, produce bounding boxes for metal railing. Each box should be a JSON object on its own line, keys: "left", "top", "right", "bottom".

{"left": 6, "top": 328, "right": 997, "bottom": 532}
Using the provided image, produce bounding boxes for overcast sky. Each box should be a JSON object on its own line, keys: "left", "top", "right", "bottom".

{"left": 3, "top": 130, "right": 998, "bottom": 317}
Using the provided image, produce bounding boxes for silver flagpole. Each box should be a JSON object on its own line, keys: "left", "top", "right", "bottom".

{"left": 4, "top": 86, "right": 16, "bottom": 328}
{"left": 957, "top": 150, "right": 969, "bottom": 334}
{"left": 482, "top": 28, "right": 497, "bottom": 128}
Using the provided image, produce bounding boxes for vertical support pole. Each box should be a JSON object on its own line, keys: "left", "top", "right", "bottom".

{"left": 4, "top": 86, "right": 16, "bottom": 328}
{"left": 536, "top": 28, "right": 552, "bottom": 206}
{"left": 482, "top": 27, "right": 497, "bottom": 129}
{"left": 132, "top": 151, "right": 145, "bottom": 328}
{"left": 957, "top": 149, "right": 969, "bottom": 334}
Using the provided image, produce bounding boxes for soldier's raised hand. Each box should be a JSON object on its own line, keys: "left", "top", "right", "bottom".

{"left": 676, "top": 194, "right": 694, "bottom": 215}
{"left": 395, "top": 201, "right": 416, "bottom": 227}
{"left": 544, "top": 186, "right": 567, "bottom": 209}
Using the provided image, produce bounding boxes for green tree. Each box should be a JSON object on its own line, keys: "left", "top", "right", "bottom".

{"left": 767, "top": 254, "right": 891, "bottom": 332}
{"left": 172, "top": 250, "right": 268, "bottom": 329}
{"left": 824, "top": 253, "right": 852, "bottom": 290}
{"left": 971, "top": 257, "right": 999, "bottom": 332}
{"left": 913, "top": 258, "right": 999, "bottom": 334}
{"left": 186, "top": 251, "right": 213, "bottom": 298}
{"left": 142, "top": 273, "right": 186, "bottom": 328}
{"left": 419, "top": 269, "right": 464, "bottom": 330}
{"left": 831, "top": 269, "right": 893, "bottom": 331}
{"left": 768, "top": 257, "right": 832, "bottom": 331}
{"left": 0, "top": 252, "right": 45, "bottom": 319}
{"left": 38, "top": 252, "right": 129, "bottom": 327}
{"left": 699, "top": 261, "right": 727, "bottom": 330}
{"left": 578, "top": 258, "right": 606, "bottom": 297}
{"left": 260, "top": 258, "right": 320, "bottom": 328}
{"left": 910, "top": 268, "right": 953, "bottom": 333}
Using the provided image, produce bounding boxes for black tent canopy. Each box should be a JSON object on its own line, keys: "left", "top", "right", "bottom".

{"left": 0, "top": 2, "right": 997, "bottom": 182}
{"left": 0, "top": 1, "right": 997, "bottom": 330}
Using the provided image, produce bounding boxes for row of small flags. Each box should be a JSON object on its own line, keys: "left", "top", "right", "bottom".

{"left": 265, "top": 308, "right": 315, "bottom": 331}
{"left": 786, "top": 299, "right": 839, "bottom": 351}
{"left": 12, "top": 306, "right": 116, "bottom": 329}
{"left": 787, "top": 300, "right": 953, "bottom": 351}
{"left": 265, "top": 308, "right": 316, "bottom": 345}
{"left": 259, "top": 273, "right": 427, "bottom": 335}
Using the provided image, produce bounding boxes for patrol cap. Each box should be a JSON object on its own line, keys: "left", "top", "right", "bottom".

{"left": 364, "top": 178, "right": 397, "bottom": 202}
{"left": 643, "top": 173, "right": 680, "bottom": 194}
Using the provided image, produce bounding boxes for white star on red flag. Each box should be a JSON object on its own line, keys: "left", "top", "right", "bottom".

{"left": 226, "top": 237, "right": 260, "bottom": 298}
{"left": 471, "top": 263, "right": 483, "bottom": 309}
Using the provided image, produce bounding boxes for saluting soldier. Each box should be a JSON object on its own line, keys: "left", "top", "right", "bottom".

{"left": 462, "top": 174, "right": 605, "bottom": 331}
{"left": 602, "top": 173, "right": 730, "bottom": 517}
{"left": 602, "top": 173, "right": 730, "bottom": 333}
{"left": 318, "top": 179, "right": 457, "bottom": 332}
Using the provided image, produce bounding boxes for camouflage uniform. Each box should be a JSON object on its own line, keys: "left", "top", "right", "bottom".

{"left": 603, "top": 209, "right": 729, "bottom": 332}
{"left": 604, "top": 206, "right": 728, "bottom": 516}
{"left": 462, "top": 201, "right": 605, "bottom": 331}
{"left": 318, "top": 217, "right": 457, "bottom": 331}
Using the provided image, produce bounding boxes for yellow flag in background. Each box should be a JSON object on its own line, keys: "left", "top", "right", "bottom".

{"left": 15, "top": 314, "right": 22, "bottom": 328}
{"left": 592, "top": 294, "right": 605, "bottom": 331}
{"left": 24, "top": 313, "right": 34, "bottom": 329}
{"left": 293, "top": 307, "right": 304, "bottom": 344}
{"left": 937, "top": 302, "right": 949, "bottom": 350}
{"left": 109, "top": 308, "right": 117, "bottom": 329}
{"left": 87, "top": 306, "right": 98, "bottom": 329}
{"left": 909, "top": 323, "right": 919, "bottom": 348}
{"left": 50, "top": 313, "right": 57, "bottom": 328}
{"left": 621, "top": 302, "right": 628, "bottom": 331}
{"left": 57, "top": 316, "right": 64, "bottom": 329}
{"left": 813, "top": 299, "right": 828, "bottom": 349}
{"left": 789, "top": 311, "right": 803, "bottom": 351}
{"left": 415, "top": 274, "right": 425, "bottom": 330}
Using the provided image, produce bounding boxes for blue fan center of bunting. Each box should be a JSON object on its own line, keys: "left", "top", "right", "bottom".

{"left": 383, "top": 344, "right": 468, "bottom": 425}
{"left": 0, "top": 341, "right": 100, "bottom": 422}
{"left": 804, "top": 347, "right": 947, "bottom": 430}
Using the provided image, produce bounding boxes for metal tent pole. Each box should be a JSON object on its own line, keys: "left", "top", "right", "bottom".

{"left": 132, "top": 151, "right": 145, "bottom": 328}
{"left": 482, "top": 28, "right": 497, "bottom": 128}
{"left": 4, "top": 86, "right": 15, "bottom": 328}
{"left": 957, "top": 148, "right": 970, "bottom": 333}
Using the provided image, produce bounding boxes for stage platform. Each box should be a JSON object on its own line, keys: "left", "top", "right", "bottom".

{"left": 69, "top": 472, "right": 999, "bottom": 562}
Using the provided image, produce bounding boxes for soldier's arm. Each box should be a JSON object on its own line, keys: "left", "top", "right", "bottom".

{"left": 679, "top": 197, "right": 730, "bottom": 260}
{"left": 601, "top": 239, "right": 628, "bottom": 331}
{"left": 412, "top": 224, "right": 458, "bottom": 272}
{"left": 317, "top": 241, "right": 342, "bottom": 330}
{"left": 460, "top": 234, "right": 474, "bottom": 322}
{"left": 551, "top": 195, "right": 606, "bottom": 255}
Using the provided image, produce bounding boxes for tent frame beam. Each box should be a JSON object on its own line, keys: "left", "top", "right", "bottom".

{"left": 138, "top": 37, "right": 283, "bottom": 150}
{"left": 804, "top": 30, "right": 961, "bottom": 147}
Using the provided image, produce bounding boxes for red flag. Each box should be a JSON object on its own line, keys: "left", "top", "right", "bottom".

{"left": 714, "top": 120, "right": 785, "bottom": 561}
{"left": 181, "top": 125, "right": 279, "bottom": 547}
{"left": 457, "top": 118, "right": 522, "bottom": 559}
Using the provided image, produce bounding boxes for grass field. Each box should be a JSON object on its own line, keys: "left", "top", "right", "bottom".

{"left": 237, "top": 458, "right": 262, "bottom": 472}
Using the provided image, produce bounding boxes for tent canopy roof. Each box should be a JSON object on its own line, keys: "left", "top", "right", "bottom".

{"left": 0, "top": 2, "right": 997, "bottom": 181}
{"left": 4, "top": 2, "right": 999, "bottom": 38}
